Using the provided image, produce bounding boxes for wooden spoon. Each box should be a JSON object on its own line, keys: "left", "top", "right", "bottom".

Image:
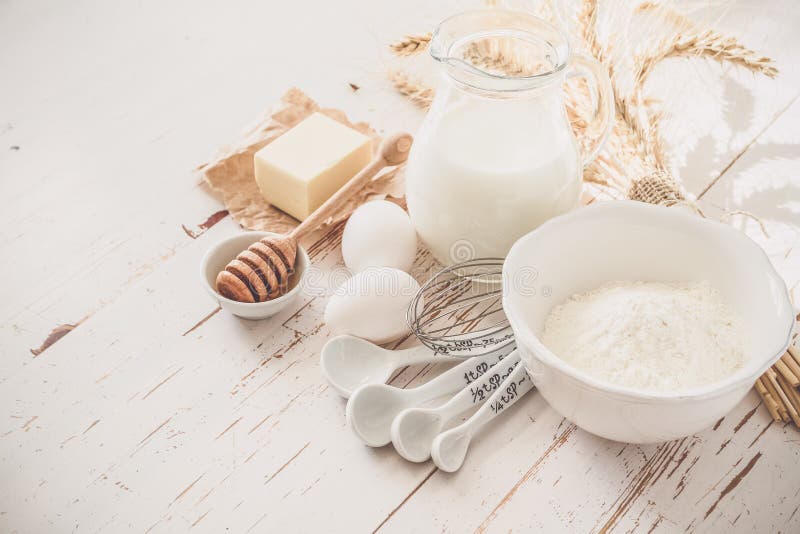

{"left": 216, "top": 132, "right": 413, "bottom": 303}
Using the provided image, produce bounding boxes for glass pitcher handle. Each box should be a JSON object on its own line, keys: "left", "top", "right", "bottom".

{"left": 566, "top": 54, "right": 615, "bottom": 168}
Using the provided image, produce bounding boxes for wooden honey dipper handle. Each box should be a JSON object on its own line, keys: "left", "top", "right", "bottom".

{"left": 215, "top": 132, "right": 413, "bottom": 304}
{"left": 289, "top": 132, "right": 413, "bottom": 241}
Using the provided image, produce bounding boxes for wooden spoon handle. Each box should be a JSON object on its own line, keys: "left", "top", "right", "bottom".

{"left": 289, "top": 132, "right": 413, "bottom": 241}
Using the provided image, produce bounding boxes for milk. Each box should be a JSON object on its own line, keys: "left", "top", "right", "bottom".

{"left": 406, "top": 92, "right": 582, "bottom": 264}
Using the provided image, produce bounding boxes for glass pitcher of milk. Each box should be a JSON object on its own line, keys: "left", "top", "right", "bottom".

{"left": 405, "top": 10, "right": 613, "bottom": 265}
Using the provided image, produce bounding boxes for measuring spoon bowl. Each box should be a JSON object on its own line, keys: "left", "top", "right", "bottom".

{"left": 392, "top": 351, "right": 522, "bottom": 462}
{"left": 346, "top": 384, "right": 410, "bottom": 446}
{"left": 431, "top": 364, "right": 532, "bottom": 472}
{"left": 431, "top": 429, "right": 472, "bottom": 473}
{"left": 347, "top": 345, "right": 515, "bottom": 447}
{"left": 321, "top": 335, "right": 459, "bottom": 398}
{"left": 321, "top": 336, "right": 396, "bottom": 398}
{"left": 391, "top": 407, "right": 446, "bottom": 462}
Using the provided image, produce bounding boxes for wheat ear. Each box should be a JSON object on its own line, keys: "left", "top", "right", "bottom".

{"left": 390, "top": 33, "right": 432, "bottom": 57}
{"left": 636, "top": 30, "right": 778, "bottom": 85}
{"left": 387, "top": 70, "right": 434, "bottom": 109}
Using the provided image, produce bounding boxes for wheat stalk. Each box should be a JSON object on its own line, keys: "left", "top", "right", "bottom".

{"left": 390, "top": 33, "right": 431, "bottom": 57}
{"left": 387, "top": 70, "right": 434, "bottom": 109}
{"left": 578, "top": 0, "right": 605, "bottom": 64}
{"left": 462, "top": 40, "right": 545, "bottom": 77}
{"left": 636, "top": 30, "right": 778, "bottom": 85}
{"left": 630, "top": 2, "right": 776, "bottom": 167}
{"left": 578, "top": 0, "right": 660, "bottom": 171}
{"left": 632, "top": 28, "right": 777, "bottom": 168}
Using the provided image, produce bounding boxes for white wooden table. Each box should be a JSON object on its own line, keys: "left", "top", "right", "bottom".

{"left": 1, "top": 1, "right": 799, "bottom": 532}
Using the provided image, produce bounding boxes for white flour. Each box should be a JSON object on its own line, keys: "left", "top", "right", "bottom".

{"left": 541, "top": 281, "right": 744, "bottom": 391}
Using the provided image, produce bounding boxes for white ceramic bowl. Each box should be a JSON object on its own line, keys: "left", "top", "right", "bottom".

{"left": 201, "top": 231, "right": 309, "bottom": 320}
{"left": 502, "top": 201, "right": 794, "bottom": 443}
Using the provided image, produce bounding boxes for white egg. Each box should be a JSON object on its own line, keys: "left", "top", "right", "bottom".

{"left": 324, "top": 267, "right": 421, "bottom": 343}
{"left": 342, "top": 200, "right": 417, "bottom": 273}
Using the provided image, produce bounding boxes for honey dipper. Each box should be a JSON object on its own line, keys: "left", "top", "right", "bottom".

{"left": 216, "top": 132, "right": 414, "bottom": 303}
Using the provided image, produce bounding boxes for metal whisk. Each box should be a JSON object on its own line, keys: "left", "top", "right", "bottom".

{"left": 407, "top": 258, "right": 514, "bottom": 358}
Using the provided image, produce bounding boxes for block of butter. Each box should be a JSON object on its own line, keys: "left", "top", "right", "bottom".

{"left": 254, "top": 112, "right": 373, "bottom": 221}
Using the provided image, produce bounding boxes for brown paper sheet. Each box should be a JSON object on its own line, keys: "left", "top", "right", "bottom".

{"left": 198, "top": 88, "right": 404, "bottom": 234}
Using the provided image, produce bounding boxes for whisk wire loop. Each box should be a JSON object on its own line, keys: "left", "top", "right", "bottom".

{"left": 407, "top": 258, "right": 515, "bottom": 357}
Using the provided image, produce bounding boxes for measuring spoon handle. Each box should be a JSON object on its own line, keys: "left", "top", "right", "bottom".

{"left": 412, "top": 344, "right": 516, "bottom": 401}
{"left": 437, "top": 351, "right": 522, "bottom": 421}
{"left": 460, "top": 364, "right": 533, "bottom": 434}
{"left": 431, "top": 365, "right": 533, "bottom": 472}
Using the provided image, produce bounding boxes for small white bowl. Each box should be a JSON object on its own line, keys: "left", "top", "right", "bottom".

{"left": 503, "top": 201, "right": 794, "bottom": 443}
{"left": 200, "top": 231, "right": 309, "bottom": 320}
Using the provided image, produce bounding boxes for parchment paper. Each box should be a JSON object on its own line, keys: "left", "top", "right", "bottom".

{"left": 198, "top": 87, "right": 404, "bottom": 234}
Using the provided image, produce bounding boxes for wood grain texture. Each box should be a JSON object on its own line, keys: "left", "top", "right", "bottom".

{"left": 0, "top": 0, "right": 799, "bottom": 533}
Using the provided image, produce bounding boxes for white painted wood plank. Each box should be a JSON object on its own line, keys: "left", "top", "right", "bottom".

{"left": 700, "top": 94, "right": 800, "bottom": 297}
{"left": 1, "top": 0, "right": 799, "bottom": 532}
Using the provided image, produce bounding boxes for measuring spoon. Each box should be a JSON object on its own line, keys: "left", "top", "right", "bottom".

{"left": 320, "top": 335, "right": 460, "bottom": 398}
{"left": 391, "top": 351, "right": 521, "bottom": 462}
{"left": 431, "top": 364, "right": 533, "bottom": 472}
{"left": 346, "top": 344, "right": 515, "bottom": 447}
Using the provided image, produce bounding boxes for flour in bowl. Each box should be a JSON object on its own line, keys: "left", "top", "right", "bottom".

{"left": 541, "top": 281, "right": 744, "bottom": 391}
